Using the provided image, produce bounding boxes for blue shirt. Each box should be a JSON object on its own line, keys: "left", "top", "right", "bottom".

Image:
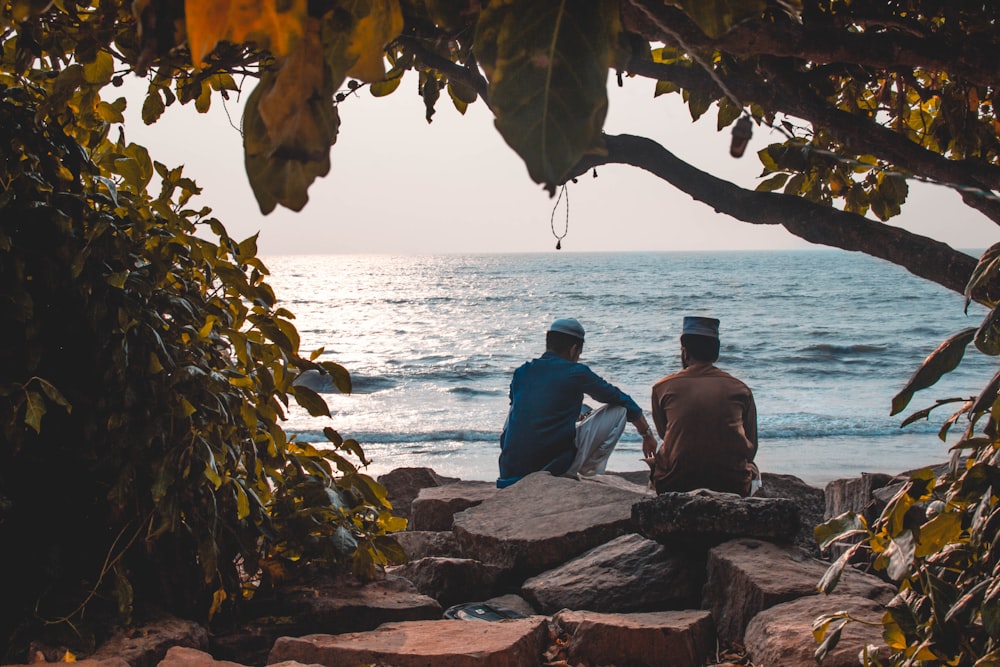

{"left": 498, "top": 351, "right": 642, "bottom": 479}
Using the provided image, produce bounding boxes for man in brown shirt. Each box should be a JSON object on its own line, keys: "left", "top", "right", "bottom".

{"left": 646, "top": 316, "right": 758, "bottom": 496}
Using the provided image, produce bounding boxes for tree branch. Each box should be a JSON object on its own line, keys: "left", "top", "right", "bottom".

{"left": 570, "top": 133, "right": 977, "bottom": 297}
{"left": 621, "top": 0, "right": 1000, "bottom": 89}
{"left": 625, "top": 57, "right": 1000, "bottom": 224}
{"left": 396, "top": 35, "right": 491, "bottom": 111}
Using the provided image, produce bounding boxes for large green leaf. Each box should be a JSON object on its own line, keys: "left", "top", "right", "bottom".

{"left": 243, "top": 68, "right": 338, "bottom": 214}
{"left": 891, "top": 328, "right": 977, "bottom": 415}
{"left": 476, "top": 0, "right": 618, "bottom": 189}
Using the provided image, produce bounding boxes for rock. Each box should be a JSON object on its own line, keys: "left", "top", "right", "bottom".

{"left": 378, "top": 467, "right": 460, "bottom": 524}
{"left": 756, "top": 473, "right": 825, "bottom": 555}
{"left": 521, "top": 534, "right": 703, "bottom": 614}
{"left": 484, "top": 594, "right": 537, "bottom": 617}
{"left": 553, "top": 609, "right": 715, "bottom": 667}
{"left": 391, "top": 557, "right": 504, "bottom": 608}
{"left": 744, "top": 594, "right": 887, "bottom": 667}
{"left": 394, "top": 530, "right": 461, "bottom": 560}
{"left": 824, "top": 473, "right": 895, "bottom": 522}
{"left": 411, "top": 481, "right": 497, "bottom": 531}
{"left": 608, "top": 469, "right": 653, "bottom": 487}
{"left": 451, "top": 472, "right": 647, "bottom": 579}
{"left": 13, "top": 660, "right": 130, "bottom": 667}
{"left": 90, "top": 616, "right": 209, "bottom": 667}
{"left": 703, "top": 539, "right": 895, "bottom": 643}
{"left": 266, "top": 618, "right": 551, "bottom": 667}
{"left": 157, "top": 647, "right": 248, "bottom": 667}
{"left": 209, "top": 574, "right": 441, "bottom": 666}
{"left": 632, "top": 490, "right": 800, "bottom": 548}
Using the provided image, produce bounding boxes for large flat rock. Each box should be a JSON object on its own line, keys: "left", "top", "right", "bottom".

{"left": 553, "top": 609, "right": 715, "bottom": 667}
{"left": 90, "top": 616, "right": 209, "bottom": 667}
{"left": 157, "top": 647, "right": 250, "bottom": 667}
{"left": 704, "top": 538, "right": 895, "bottom": 643}
{"left": 744, "top": 594, "right": 887, "bottom": 667}
{"left": 377, "top": 467, "right": 459, "bottom": 524}
{"left": 209, "top": 575, "right": 441, "bottom": 665}
{"left": 411, "top": 481, "right": 497, "bottom": 531}
{"left": 633, "top": 490, "right": 800, "bottom": 547}
{"left": 391, "top": 557, "right": 503, "bottom": 607}
{"left": 521, "top": 533, "right": 703, "bottom": 614}
{"left": 267, "top": 618, "right": 550, "bottom": 667}
{"left": 451, "top": 472, "right": 647, "bottom": 578}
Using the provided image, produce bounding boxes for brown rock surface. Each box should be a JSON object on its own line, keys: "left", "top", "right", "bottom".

{"left": 451, "top": 472, "right": 646, "bottom": 578}
{"left": 704, "top": 538, "right": 895, "bottom": 643}
{"left": 209, "top": 575, "right": 441, "bottom": 665}
{"left": 266, "top": 618, "right": 550, "bottom": 667}
{"left": 157, "top": 647, "right": 247, "bottom": 667}
{"left": 554, "top": 609, "right": 715, "bottom": 667}
{"left": 377, "top": 467, "right": 459, "bottom": 524}
{"left": 393, "top": 530, "right": 461, "bottom": 560}
{"left": 633, "top": 490, "right": 800, "bottom": 547}
{"left": 391, "top": 557, "right": 503, "bottom": 607}
{"left": 521, "top": 533, "right": 703, "bottom": 614}
{"left": 756, "top": 472, "right": 825, "bottom": 555}
{"left": 90, "top": 616, "right": 209, "bottom": 667}
{"left": 823, "top": 473, "right": 895, "bottom": 522}
{"left": 744, "top": 594, "right": 887, "bottom": 667}
{"left": 411, "top": 481, "right": 497, "bottom": 531}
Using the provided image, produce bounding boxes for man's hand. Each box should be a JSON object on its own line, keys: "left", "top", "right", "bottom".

{"left": 641, "top": 431, "right": 657, "bottom": 459}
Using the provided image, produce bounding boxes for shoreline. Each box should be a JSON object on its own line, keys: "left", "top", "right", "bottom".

{"left": 345, "top": 432, "right": 955, "bottom": 491}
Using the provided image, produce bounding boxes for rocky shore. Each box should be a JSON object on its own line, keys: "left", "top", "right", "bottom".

{"left": 11, "top": 467, "right": 919, "bottom": 667}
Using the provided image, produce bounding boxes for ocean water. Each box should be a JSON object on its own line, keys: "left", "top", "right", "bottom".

{"left": 264, "top": 250, "right": 995, "bottom": 488}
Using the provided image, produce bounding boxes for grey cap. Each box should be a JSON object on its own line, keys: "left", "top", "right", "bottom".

{"left": 549, "top": 317, "right": 585, "bottom": 341}
{"left": 682, "top": 316, "right": 720, "bottom": 339}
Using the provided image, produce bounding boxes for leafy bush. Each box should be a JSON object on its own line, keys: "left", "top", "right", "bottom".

{"left": 815, "top": 246, "right": 1000, "bottom": 665}
{"left": 0, "top": 60, "right": 402, "bottom": 664}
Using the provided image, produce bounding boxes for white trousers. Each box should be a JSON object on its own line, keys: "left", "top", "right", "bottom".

{"left": 563, "top": 405, "right": 628, "bottom": 477}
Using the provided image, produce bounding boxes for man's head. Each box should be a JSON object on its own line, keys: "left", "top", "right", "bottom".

{"left": 680, "top": 316, "right": 720, "bottom": 366}
{"left": 547, "top": 317, "right": 585, "bottom": 361}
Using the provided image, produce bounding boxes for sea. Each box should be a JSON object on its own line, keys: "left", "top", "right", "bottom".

{"left": 264, "top": 250, "right": 995, "bottom": 489}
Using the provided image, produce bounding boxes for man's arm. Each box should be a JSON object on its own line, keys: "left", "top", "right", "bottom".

{"left": 745, "top": 390, "right": 758, "bottom": 461}
{"left": 577, "top": 365, "right": 657, "bottom": 456}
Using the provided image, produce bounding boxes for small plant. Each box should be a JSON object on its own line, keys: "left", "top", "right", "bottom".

{"left": 814, "top": 244, "right": 1000, "bottom": 665}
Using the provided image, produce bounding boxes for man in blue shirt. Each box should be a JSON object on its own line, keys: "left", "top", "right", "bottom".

{"left": 498, "top": 318, "right": 656, "bottom": 488}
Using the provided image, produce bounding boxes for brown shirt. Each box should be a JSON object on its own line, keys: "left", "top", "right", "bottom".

{"left": 650, "top": 363, "right": 757, "bottom": 495}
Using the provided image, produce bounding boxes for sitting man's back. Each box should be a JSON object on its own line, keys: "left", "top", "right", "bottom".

{"left": 498, "top": 318, "right": 656, "bottom": 488}
{"left": 650, "top": 316, "right": 757, "bottom": 496}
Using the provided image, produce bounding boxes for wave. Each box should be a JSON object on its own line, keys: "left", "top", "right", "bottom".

{"left": 759, "top": 412, "right": 943, "bottom": 438}
{"left": 289, "top": 419, "right": 945, "bottom": 447}
{"left": 799, "top": 343, "right": 886, "bottom": 355}
{"left": 447, "top": 386, "right": 505, "bottom": 397}
{"left": 293, "top": 369, "right": 397, "bottom": 394}
{"left": 291, "top": 429, "right": 501, "bottom": 444}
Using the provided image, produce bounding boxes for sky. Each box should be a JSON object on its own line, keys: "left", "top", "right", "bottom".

{"left": 120, "top": 73, "right": 996, "bottom": 257}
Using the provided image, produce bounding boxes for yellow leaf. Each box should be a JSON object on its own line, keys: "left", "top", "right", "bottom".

{"left": 204, "top": 462, "right": 223, "bottom": 488}
{"left": 83, "top": 51, "right": 115, "bottom": 84}
{"left": 185, "top": 0, "right": 232, "bottom": 66}
{"left": 186, "top": 0, "right": 308, "bottom": 66}
{"left": 199, "top": 315, "right": 218, "bottom": 339}
{"left": 259, "top": 20, "right": 330, "bottom": 153}
{"left": 345, "top": 0, "right": 404, "bottom": 82}
{"left": 208, "top": 588, "right": 227, "bottom": 620}
{"left": 60, "top": 651, "right": 76, "bottom": 663}
{"left": 234, "top": 482, "right": 250, "bottom": 519}
{"left": 148, "top": 352, "right": 163, "bottom": 374}
{"left": 181, "top": 397, "right": 197, "bottom": 417}
{"left": 96, "top": 100, "right": 126, "bottom": 123}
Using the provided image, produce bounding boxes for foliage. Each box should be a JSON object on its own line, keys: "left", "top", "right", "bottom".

{"left": 814, "top": 244, "right": 1000, "bottom": 665}
{"left": 0, "top": 3, "right": 404, "bottom": 660}
{"left": 4, "top": 1, "right": 1000, "bottom": 663}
